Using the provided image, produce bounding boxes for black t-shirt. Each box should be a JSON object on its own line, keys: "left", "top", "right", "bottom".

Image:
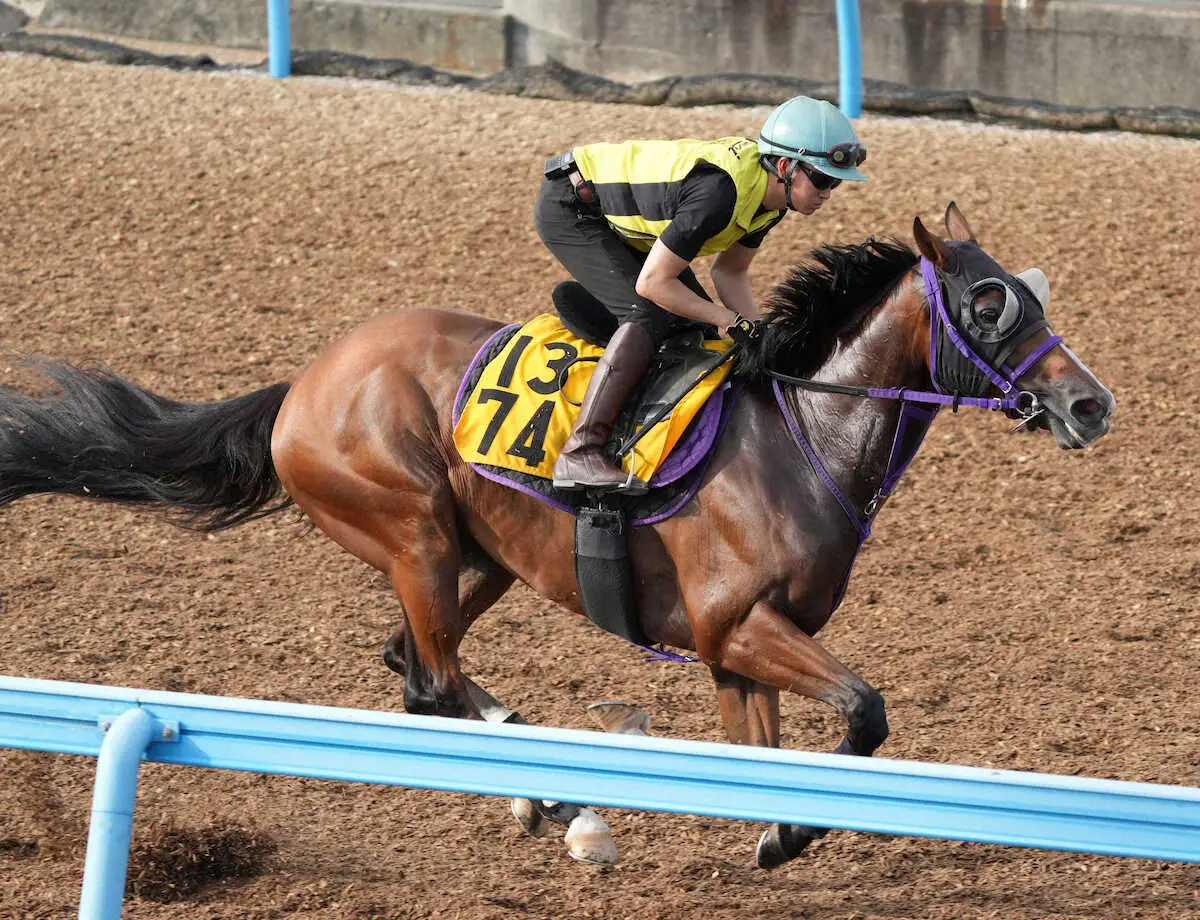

{"left": 659, "top": 165, "right": 783, "bottom": 262}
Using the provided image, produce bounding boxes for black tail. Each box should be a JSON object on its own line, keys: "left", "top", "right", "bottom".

{"left": 0, "top": 358, "right": 292, "bottom": 531}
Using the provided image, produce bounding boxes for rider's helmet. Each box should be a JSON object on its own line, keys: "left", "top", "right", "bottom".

{"left": 757, "top": 96, "right": 869, "bottom": 183}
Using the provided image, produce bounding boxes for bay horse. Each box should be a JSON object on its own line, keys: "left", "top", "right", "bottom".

{"left": 0, "top": 204, "right": 1114, "bottom": 868}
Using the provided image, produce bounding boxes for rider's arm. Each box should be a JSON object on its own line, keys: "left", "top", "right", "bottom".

{"left": 636, "top": 241, "right": 739, "bottom": 331}
{"left": 710, "top": 242, "right": 761, "bottom": 321}
{"left": 636, "top": 166, "right": 741, "bottom": 333}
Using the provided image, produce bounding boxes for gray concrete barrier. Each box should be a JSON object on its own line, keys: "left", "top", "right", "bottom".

{"left": 21, "top": 0, "right": 1200, "bottom": 111}
{"left": 0, "top": 0, "right": 29, "bottom": 33}
{"left": 3, "top": 31, "right": 1197, "bottom": 138}
{"left": 36, "top": 0, "right": 510, "bottom": 74}
{"left": 504, "top": 0, "right": 1200, "bottom": 111}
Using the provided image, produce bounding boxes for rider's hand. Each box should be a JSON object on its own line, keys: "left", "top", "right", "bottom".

{"left": 725, "top": 314, "right": 765, "bottom": 348}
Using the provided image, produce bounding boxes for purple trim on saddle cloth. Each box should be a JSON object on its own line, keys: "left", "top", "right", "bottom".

{"left": 632, "top": 385, "right": 737, "bottom": 525}
{"left": 453, "top": 322, "right": 520, "bottom": 421}
{"left": 647, "top": 390, "right": 725, "bottom": 488}
{"left": 453, "top": 324, "right": 740, "bottom": 525}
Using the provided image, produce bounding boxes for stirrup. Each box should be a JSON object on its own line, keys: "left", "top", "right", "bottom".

{"left": 552, "top": 466, "right": 648, "bottom": 495}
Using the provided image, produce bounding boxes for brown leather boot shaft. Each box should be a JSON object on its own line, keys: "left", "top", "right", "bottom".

{"left": 553, "top": 322, "right": 655, "bottom": 492}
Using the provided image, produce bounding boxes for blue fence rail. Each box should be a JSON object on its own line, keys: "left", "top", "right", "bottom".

{"left": 3, "top": 675, "right": 1200, "bottom": 918}
{"left": 262, "top": 1, "right": 864, "bottom": 117}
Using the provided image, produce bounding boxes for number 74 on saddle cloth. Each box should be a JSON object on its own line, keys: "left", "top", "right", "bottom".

{"left": 452, "top": 314, "right": 732, "bottom": 483}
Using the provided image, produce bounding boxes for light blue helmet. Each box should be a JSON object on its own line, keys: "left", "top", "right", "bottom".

{"left": 757, "top": 96, "right": 868, "bottom": 182}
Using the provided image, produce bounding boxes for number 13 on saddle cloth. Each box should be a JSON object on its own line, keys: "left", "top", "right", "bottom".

{"left": 453, "top": 314, "right": 732, "bottom": 484}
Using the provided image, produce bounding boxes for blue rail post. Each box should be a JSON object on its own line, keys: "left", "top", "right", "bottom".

{"left": 78, "top": 707, "right": 155, "bottom": 920}
{"left": 835, "top": 0, "right": 863, "bottom": 118}
{"left": 267, "top": 0, "right": 291, "bottom": 78}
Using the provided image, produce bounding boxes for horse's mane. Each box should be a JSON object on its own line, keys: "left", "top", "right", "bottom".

{"left": 736, "top": 238, "right": 918, "bottom": 381}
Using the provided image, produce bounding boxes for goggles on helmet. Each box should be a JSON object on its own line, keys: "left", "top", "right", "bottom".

{"left": 804, "top": 142, "right": 868, "bottom": 169}
{"left": 767, "top": 140, "right": 868, "bottom": 169}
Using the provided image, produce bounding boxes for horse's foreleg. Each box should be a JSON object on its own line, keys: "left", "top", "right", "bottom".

{"left": 713, "top": 669, "right": 780, "bottom": 747}
{"left": 704, "top": 601, "right": 888, "bottom": 869}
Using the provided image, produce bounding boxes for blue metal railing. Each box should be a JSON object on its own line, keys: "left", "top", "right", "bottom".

{"left": 262, "top": 1, "right": 866, "bottom": 118}
{"left": 835, "top": 0, "right": 863, "bottom": 117}
{"left": 267, "top": 0, "right": 290, "bottom": 78}
{"left": 2, "top": 675, "right": 1200, "bottom": 919}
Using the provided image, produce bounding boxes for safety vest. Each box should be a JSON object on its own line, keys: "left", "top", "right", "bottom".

{"left": 572, "top": 137, "right": 782, "bottom": 256}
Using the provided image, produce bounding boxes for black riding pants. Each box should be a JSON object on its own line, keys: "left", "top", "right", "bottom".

{"left": 534, "top": 176, "right": 712, "bottom": 346}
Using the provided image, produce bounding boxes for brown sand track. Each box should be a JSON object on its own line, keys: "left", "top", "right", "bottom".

{"left": 1, "top": 53, "right": 1199, "bottom": 919}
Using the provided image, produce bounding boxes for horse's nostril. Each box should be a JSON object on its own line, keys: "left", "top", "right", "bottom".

{"left": 1071, "top": 398, "right": 1105, "bottom": 424}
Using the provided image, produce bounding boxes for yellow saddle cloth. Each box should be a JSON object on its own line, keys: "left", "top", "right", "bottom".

{"left": 453, "top": 314, "right": 732, "bottom": 483}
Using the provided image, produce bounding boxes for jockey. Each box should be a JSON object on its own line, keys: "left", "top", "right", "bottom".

{"left": 537, "top": 95, "right": 869, "bottom": 495}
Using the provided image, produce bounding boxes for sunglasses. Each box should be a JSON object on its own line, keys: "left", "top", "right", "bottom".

{"left": 797, "top": 162, "right": 841, "bottom": 192}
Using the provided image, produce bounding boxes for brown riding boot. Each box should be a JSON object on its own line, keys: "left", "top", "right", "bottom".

{"left": 553, "top": 322, "right": 655, "bottom": 494}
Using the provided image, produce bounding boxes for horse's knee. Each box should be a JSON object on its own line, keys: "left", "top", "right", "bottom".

{"left": 843, "top": 682, "right": 888, "bottom": 755}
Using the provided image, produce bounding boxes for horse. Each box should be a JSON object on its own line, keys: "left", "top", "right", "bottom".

{"left": 0, "top": 203, "right": 1114, "bottom": 868}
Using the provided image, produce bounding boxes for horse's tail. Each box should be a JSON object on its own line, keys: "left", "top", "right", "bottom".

{"left": 0, "top": 358, "right": 292, "bottom": 532}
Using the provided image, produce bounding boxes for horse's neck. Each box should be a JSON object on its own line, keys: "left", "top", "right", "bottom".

{"left": 788, "top": 279, "right": 933, "bottom": 509}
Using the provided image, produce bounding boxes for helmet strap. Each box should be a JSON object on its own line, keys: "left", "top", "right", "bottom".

{"left": 762, "top": 156, "right": 801, "bottom": 212}
{"left": 780, "top": 158, "right": 802, "bottom": 212}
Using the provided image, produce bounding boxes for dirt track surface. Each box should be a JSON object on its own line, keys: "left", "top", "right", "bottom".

{"left": 1, "top": 53, "right": 1199, "bottom": 919}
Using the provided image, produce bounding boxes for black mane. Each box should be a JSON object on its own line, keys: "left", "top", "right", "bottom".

{"left": 736, "top": 238, "right": 918, "bottom": 381}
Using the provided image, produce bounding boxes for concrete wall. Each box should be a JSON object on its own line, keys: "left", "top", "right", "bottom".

{"left": 0, "top": 1, "right": 30, "bottom": 32}
{"left": 504, "top": 0, "right": 1200, "bottom": 110}
{"left": 37, "top": 0, "right": 511, "bottom": 74}
{"left": 29, "top": 0, "right": 1200, "bottom": 110}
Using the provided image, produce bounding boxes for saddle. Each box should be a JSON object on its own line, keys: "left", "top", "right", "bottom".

{"left": 556, "top": 281, "right": 731, "bottom": 648}
{"left": 452, "top": 283, "right": 738, "bottom": 648}
{"left": 554, "top": 281, "right": 731, "bottom": 461}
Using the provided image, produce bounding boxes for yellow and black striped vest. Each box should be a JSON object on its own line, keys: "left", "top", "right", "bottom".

{"left": 572, "top": 137, "right": 782, "bottom": 255}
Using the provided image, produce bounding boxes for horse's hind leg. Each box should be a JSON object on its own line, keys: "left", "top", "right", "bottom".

{"left": 383, "top": 537, "right": 514, "bottom": 720}
{"left": 380, "top": 545, "right": 619, "bottom": 865}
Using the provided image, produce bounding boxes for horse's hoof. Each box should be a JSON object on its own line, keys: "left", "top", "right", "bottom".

{"left": 755, "top": 826, "right": 788, "bottom": 869}
{"left": 587, "top": 701, "right": 650, "bottom": 735}
{"left": 755, "top": 823, "right": 822, "bottom": 869}
{"left": 510, "top": 798, "right": 551, "bottom": 838}
{"left": 565, "top": 808, "right": 618, "bottom": 866}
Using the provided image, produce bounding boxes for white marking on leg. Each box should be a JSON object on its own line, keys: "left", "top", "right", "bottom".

{"left": 565, "top": 807, "right": 618, "bottom": 866}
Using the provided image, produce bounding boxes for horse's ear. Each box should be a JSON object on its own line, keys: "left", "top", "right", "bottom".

{"left": 913, "top": 216, "right": 955, "bottom": 268}
{"left": 944, "top": 201, "right": 976, "bottom": 243}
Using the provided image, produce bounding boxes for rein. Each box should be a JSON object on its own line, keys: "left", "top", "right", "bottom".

{"left": 767, "top": 258, "right": 1062, "bottom": 414}
{"left": 769, "top": 256, "right": 1063, "bottom": 548}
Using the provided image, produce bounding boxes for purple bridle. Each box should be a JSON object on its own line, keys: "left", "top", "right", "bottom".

{"left": 920, "top": 258, "right": 1063, "bottom": 412}
{"left": 773, "top": 256, "right": 1064, "bottom": 545}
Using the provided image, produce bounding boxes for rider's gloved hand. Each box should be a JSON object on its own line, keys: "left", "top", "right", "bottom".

{"left": 727, "top": 314, "right": 765, "bottom": 348}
